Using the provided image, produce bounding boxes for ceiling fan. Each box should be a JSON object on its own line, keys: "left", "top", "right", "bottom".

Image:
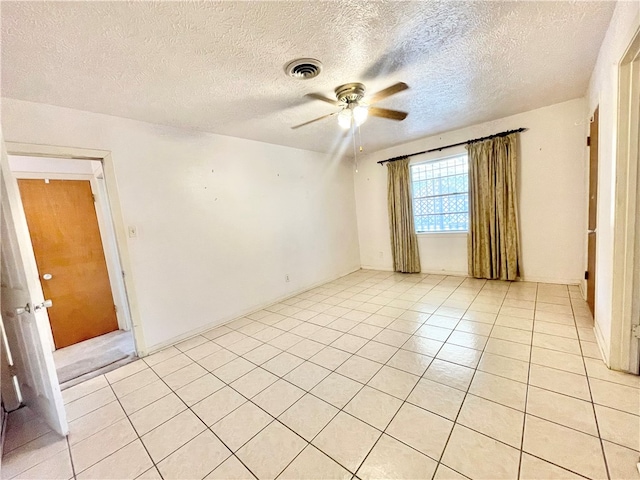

{"left": 292, "top": 82, "right": 409, "bottom": 130}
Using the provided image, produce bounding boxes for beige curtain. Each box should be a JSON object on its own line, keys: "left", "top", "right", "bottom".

{"left": 387, "top": 158, "right": 421, "bottom": 273}
{"left": 467, "top": 134, "right": 521, "bottom": 280}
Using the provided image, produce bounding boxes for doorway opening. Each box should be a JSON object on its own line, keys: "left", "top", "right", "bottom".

{"left": 7, "top": 154, "right": 137, "bottom": 389}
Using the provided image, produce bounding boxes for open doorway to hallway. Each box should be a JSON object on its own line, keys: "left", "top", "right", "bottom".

{"left": 7, "top": 155, "right": 137, "bottom": 389}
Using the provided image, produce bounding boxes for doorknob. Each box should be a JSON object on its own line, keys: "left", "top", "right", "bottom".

{"left": 42, "top": 273, "right": 52, "bottom": 280}
{"left": 34, "top": 300, "right": 53, "bottom": 312}
{"left": 15, "top": 303, "right": 31, "bottom": 315}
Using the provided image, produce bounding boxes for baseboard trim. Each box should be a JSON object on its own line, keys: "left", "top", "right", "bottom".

{"left": 361, "top": 268, "right": 582, "bottom": 285}
{"left": 361, "top": 266, "right": 470, "bottom": 276}
{"left": 145, "top": 265, "right": 362, "bottom": 354}
{"left": 579, "top": 281, "right": 587, "bottom": 300}
{"left": 360, "top": 265, "right": 394, "bottom": 272}
{"left": 519, "top": 276, "right": 582, "bottom": 286}
{"left": 593, "top": 320, "right": 610, "bottom": 367}
{"left": 146, "top": 265, "right": 585, "bottom": 355}
{"left": 420, "top": 269, "right": 469, "bottom": 277}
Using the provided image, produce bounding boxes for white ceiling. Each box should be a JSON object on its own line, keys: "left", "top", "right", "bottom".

{"left": 1, "top": 1, "right": 614, "bottom": 155}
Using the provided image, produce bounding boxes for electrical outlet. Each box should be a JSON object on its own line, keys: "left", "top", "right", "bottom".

{"left": 285, "top": 274, "right": 290, "bottom": 282}
{"left": 128, "top": 226, "right": 137, "bottom": 238}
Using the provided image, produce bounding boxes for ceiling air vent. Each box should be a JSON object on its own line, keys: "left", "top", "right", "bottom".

{"left": 285, "top": 58, "right": 322, "bottom": 80}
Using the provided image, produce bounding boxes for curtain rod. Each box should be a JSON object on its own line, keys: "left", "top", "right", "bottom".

{"left": 377, "top": 127, "right": 527, "bottom": 165}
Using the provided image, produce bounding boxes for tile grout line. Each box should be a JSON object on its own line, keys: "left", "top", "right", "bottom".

{"left": 278, "top": 275, "right": 474, "bottom": 479}
{"left": 0, "top": 280, "right": 460, "bottom": 466}
{"left": 516, "top": 281, "right": 538, "bottom": 480}
{"left": 80, "top": 284, "right": 548, "bottom": 436}
{"left": 225, "top": 274, "right": 469, "bottom": 478}
{"left": 356, "top": 276, "right": 485, "bottom": 480}
{"left": 507, "top": 285, "right": 596, "bottom": 480}
{"left": 5, "top": 388, "right": 122, "bottom": 480}
{"left": 61, "top": 275, "right": 485, "bottom": 480}
{"left": 137, "top": 353, "right": 262, "bottom": 480}
{"left": 194, "top": 271, "right": 415, "bottom": 478}
{"left": 65, "top": 435, "right": 77, "bottom": 480}
{"left": 20, "top": 272, "right": 626, "bottom": 480}
{"left": 569, "top": 288, "right": 612, "bottom": 480}
{"left": 516, "top": 285, "right": 604, "bottom": 480}
{"left": 1, "top": 414, "right": 59, "bottom": 458}
{"left": 360, "top": 281, "right": 500, "bottom": 470}
{"left": 247, "top": 278, "right": 619, "bottom": 479}
{"left": 59, "top": 374, "right": 167, "bottom": 480}
{"left": 3, "top": 410, "right": 68, "bottom": 477}
{"left": 103, "top": 373, "right": 167, "bottom": 480}
{"left": 429, "top": 278, "right": 510, "bottom": 478}
{"left": 179, "top": 278, "right": 617, "bottom": 477}
{"left": 299, "top": 276, "right": 470, "bottom": 478}
{"left": 111, "top": 275, "right": 380, "bottom": 479}
{"left": 132, "top": 271, "right": 404, "bottom": 477}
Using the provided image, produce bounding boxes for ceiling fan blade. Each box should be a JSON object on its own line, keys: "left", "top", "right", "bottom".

{"left": 369, "top": 107, "right": 408, "bottom": 121}
{"left": 291, "top": 112, "right": 337, "bottom": 129}
{"left": 368, "top": 82, "right": 409, "bottom": 104}
{"left": 305, "top": 93, "right": 339, "bottom": 106}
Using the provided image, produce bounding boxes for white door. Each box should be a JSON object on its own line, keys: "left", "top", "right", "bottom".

{"left": 0, "top": 137, "right": 68, "bottom": 436}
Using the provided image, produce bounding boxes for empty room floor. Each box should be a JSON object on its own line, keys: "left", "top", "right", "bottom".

{"left": 2, "top": 270, "right": 639, "bottom": 480}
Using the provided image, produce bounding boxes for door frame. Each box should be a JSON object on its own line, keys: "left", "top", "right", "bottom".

{"left": 12, "top": 169, "right": 131, "bottom": 345}
{"left": 586, "top": 107, "right": 598, "bottom": 316}
{"left": 4, "top": 142, "right": 147, "bottom": 357}
{"left": 610, "top": 26, "right": 640, "bottom": 374}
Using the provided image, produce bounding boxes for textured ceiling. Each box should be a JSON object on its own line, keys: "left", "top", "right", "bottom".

{"left": 1, "top": 1, "right": 614, "bottom": 155}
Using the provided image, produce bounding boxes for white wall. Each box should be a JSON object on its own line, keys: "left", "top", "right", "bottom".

{"left": 586, "top": 2, "right": 640, "bottom": 365}
{"left": 1, "top": 99, "right": 361, "bottom": 352}
{"left": 355, "top": 98, "right": 588, "bottom": 284}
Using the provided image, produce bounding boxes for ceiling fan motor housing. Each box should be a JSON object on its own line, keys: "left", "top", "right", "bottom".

{"left": 335, "top": 83, "right": 366, "bottom": 104}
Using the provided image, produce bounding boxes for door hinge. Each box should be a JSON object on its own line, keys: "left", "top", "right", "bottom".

{"left": 92, "top": 194, "right": 96, "bottom": 202}
{"left": 587, "top": 136, "right": 591, "bottom": 147}
{"left": 8, "top": 364, "right": 17, "bottom": 376}
{"left": 114, "top": 305, "right": 118, "bottom": 313}
{"left": 584, "top": 271, "right": 589, "bottom": 280}
{"left": 632, "top": 325, "right": 640, "bottom": 339}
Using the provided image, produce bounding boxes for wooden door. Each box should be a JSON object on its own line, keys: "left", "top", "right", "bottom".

{"left": 587, "top": 107, "right": 599, "bottom": 314}
{"left": 17, "top": 179, "right": 118, "bottom": 348}
{"left": 1, "top": 140, "right": 68, "bottom": 435}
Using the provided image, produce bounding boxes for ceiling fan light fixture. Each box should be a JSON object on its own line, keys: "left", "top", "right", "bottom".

{"left": 353, "top": 105, "right": 369, "bottom": 126}
{"left": 291, "top": 82, "right": 409, "bottom": 130}
{"left": 338, "top": 108, "right": 352, "bottom": 129}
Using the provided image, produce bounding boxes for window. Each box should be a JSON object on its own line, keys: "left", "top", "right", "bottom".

{"left": 411, "top": 154, "right": 469, "bottom": 232}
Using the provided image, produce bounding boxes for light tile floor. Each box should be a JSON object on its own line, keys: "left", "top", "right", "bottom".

{"left": 2, "top": 270, "right": 639, "bottom": 479}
